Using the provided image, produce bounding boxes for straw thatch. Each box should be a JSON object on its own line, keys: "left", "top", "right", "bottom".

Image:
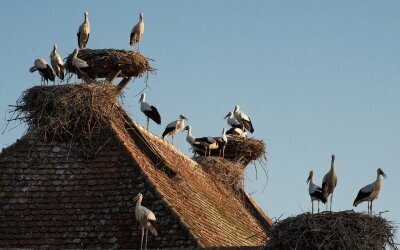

{"left": 266, "top": 211, "right": 397, "bottom": 250}
{"left": 65, "top": 49, "right": 154, "bottom": 80}
{"left": 9, "top": 84, "right": 124, "bottom": 151}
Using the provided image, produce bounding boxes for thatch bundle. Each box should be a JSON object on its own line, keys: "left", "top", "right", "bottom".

{"left": 266, "top": 211, "right": 397, "bottom": 250}
{"left": 10, "top": 83, "right": 123, "bottom": 146}
{"left": 65, "top": 49, "right": 154, "bottom": 80}
{"left": 193, "top": 156, "right": 245, "bottom": 193}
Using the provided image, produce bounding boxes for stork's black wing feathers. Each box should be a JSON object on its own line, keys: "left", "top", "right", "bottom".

{"left": 243, "top": 119, "right": 254, "bottom": 133}
{"left": 162, "top": 126, "right": 175, "bottom": 138}
{"left": 143, "top": 106, "right": 161, "bottom": 125}
{"left": 353, "top": 189, "right": 371, "bottom": 206}
{"left": 310, "top": 188, "right": 327, "bottom": 203}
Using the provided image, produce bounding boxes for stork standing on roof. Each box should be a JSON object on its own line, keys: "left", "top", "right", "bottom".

{"left": 162, "top": 115, "right": 188, "bottom": 145}
{"left": 50, "top": 44, "right": 64, "bottom": 82}
{"left": 133, "top": 193, "right": 157, "bottom": 250}
{"left": 307, "top": 170, "right": 327, "bottom": 214}
{"left": 130, "top": 12, "right": 144, "bottom": 51}
{"left": 184, "top": 125, "right": 219, "bottom": 156}
{"left": 233, "top": 105, "right": 254, "bottom": 133}
{"left": 77, "top": 11, "right": 90, "bottom": 49}
{"left": 29, "top": 58, "right": 55, "bottom": 84}
{"left": 139, "top": 93, "right": 161, "bottom": 130}
{"left": 353, "top": 168, "right": 386, "bottom": 215}
{"left": 72, "top": 48, "right": 89, "bottom": 73}
{"left": 322, "top": 154, "right": 337, "bottom": 211}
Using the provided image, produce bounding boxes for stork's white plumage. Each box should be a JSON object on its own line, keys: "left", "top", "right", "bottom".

{"left": 50, "top": 44, "right": 64, "bottom": 81}
{"left": 77, "top": 11, "right": 90, "bottom": 49}
{"left": 224, "top": 111, "right": 242, "bottom": 129}
{"left": 162, "top": 114, "right": 188, "bottom": 145}
{"left": 133, "top": 193, "right": 157, "bottom": 250}
{"left": 183, "top": 125, "right": 219, "bottom": 156}
{"left": 233, "top": 105, "right": 254, "bottom": 133}
{"left": 307, "top": 171, "right": 327, "bottom": 214}
{"left": 72, "top": 48, "right": 89, "bottom": 71}
{"left": 322, "top": 154, "right": 338, "bottom": 211}
{"left": 218, "top": 128, "right": 228, "bottom": 158}
{"left": 139, "top": 93, "right": 161, "bottom": 130}
{"left": 226, "top": 127, "right": 247, "bottom": 138}
{"left": 130, "top": 12, "right": 144, "bottom": 50}
{"left": 29, "top": 58, "right": 55, "bottom": 84}
{"left": 353, "top": 168, "right": 386, "bottom": 215}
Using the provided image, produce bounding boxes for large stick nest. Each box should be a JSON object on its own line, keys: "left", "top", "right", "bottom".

{"left": 65, "top": 49, "right": 154, "bottom": 80}
{"left": 9, "top": 84, "right": 124, "bottom": 147}
{"left": 193, "top": 156, "right": 245, "bottom": 193}
{"left": 266, "top": 211, "right": 397, "bottom": 250}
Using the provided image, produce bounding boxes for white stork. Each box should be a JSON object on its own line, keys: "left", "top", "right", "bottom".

{"left": 226, "top": 127, "right": 247, "bottom": 138}
{"left": 130, "top": 12, "right": 144, "bottom": 51}
{"left": 139, "top": 93, "right": 161, "bottom": 130}
{"left": 224, "top": 111, "right": 242, "bottom": 129}
{"left": 322, "top": 154, "right": 338, "bottom": 211}
{"left": 133, "top": 193, "right": 157, "bottom": 250}
{"left": 233, "top": 105, "right": 254, "bottom": 133}
{"left": 50, "top": 44, "right": 64, "bottom": 81}
{"left": 162, "top": 114, "right": 188, "bottom": 145}
{"left": 77, "top": 11, "right": 90, "bottom": 49}
{"left": 353, "top": 168, "right": 387, "bottom": 215}
{"left": 29, "top": 58, "right": 55, "bottom": 84}
{"left": 306, "top": 170, "right": 327, "bottom": 214}
{"left": 183, "top": 125, "right": 219, "bottom": 156}
{"left": 72, "top": 48, "right": 89, "bottom": 73}
{"left": 218, "top": 128, "right": 228, "bottom": 158}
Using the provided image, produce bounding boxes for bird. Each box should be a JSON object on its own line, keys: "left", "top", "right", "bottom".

{"left": 133, "top": 193, "right": 157, "bottom": 250}
{"left": 353, "top": 168, "right": 387, "bottom": 215}
{"left": 322, "top": 154, "right": 338, "bottom": 212}
{"left": 77, "top": 11, "right": 90, "bottom": 49}
{"left": 72, "top": 48, "right": 89, "bottom": 73}
{"left": 162, "top": 114, "right": 188, "bottom": 145}
{"left": 306, "top": 170, "right": 327, "bottom": 214}
{"left": 224, "top": 111, "right": 243, "bottom": 129}
{"left": 217, "top": 128, "right": 228, "bottom": 158}
{"left": 139, "top": 93, "right": 161, "bottom": 130}
{"left": 226, "top": 127, "right": 247, "bottom": 138}
{"left": 233, "top": 105, "right": 254, "bottom": 133}
{"left": 29, "top": 58, "right": 55, "bottom": 84}
{"left": 183, "top": 125, "right": 219, "bottom": 156}
{"left": 50, "top": 44, "right": 64, "bottom": 81}
{"left": 130, "top": 12, "right": 144, "bottom": 51}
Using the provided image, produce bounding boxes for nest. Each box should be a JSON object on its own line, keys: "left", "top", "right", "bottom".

{"left": 65, "top": 49, "right": 154, "bottom": 80}
{"left": 194, "top": 156, "right": 245, "bottom": 193}
{"left": 266, "top": 211, "right": 398, "bottom": 250}
{"left": 9, "top": 84, "right": 124, "bottom": 151}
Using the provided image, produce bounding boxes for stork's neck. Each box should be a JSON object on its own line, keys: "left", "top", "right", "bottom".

{"left": 135, "top": 197, "right": 142, "bottom": 208}
{"left": 376, "top": 172, "right": 382, "bottom": 184}
{"left": 330, "top": 159, "right": 335, "bottom": 171}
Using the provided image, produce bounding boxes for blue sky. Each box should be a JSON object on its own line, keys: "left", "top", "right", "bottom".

{"left": 1, "top": 1, "right": 399, "bottom": 241}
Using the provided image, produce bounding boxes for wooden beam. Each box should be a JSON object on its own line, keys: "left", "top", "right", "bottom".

{"left": 117, "top": 77, "right": 133, "bottom": 93}
{"left": 106, "top": 70, "right": 122, "bottom": 84}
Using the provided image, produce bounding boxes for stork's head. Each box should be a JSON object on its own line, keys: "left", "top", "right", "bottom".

{"left": 140, "top": 12, "right": 143, "bottom": 20}
{"left": 133, "top": 193, "right": 143, "bottom": 202}
{"left": 331, "top": 154, "right": 335, "bottom": 162}
{"left": 183, "top": 125, "right": 191, "bottom": 131}
{"left": 53, "top": 44, "right": 58, "bottom": 50}
{"left": 306, "top": 170, "right": 313, "bottom": 184}
{"left": 378, "top": 168, "right": 387, "bottom": 179}
{"left": 84, "top": 11, "right": 89, "bottom": 17}
{"left": 179, "top": 114, "right": 188, "bottom": 121}
{"left": 139, "top": 93, "right": 145, "bottom": 103}
{"left": 234, "top": 105, "right": 240, "bottom": 112}
{"left": 224, "top": 112, "right": 232, "bottom": 119}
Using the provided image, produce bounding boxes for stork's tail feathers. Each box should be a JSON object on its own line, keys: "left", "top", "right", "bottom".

{"left": 148, "top": 220, "right": 158, "bottom": 236}
{"left": 321, "top": 196, "right": 327, "bottom": 203}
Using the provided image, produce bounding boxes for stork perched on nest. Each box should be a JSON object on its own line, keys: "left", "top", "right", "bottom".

{"left": 162, "top": 114, "right": 188, "bottom": 145}
{"left": 353, "top": 168, "right": 386, "bottom": 215}
{"left": 226, "top": 127, "right": 247, "bottom": 138}
{"left": 322, "top": 154, "right": 337, "bottom": 211}
{"left": 29, "top": 58, "right": 55, "bottom": 84}
{"left": 72, "top": 48, "right": 89, "bottom": 73}
{"left": 233, "top": 105, "right": 254, "bottom": 133}
{"left": 130, "top": 12, "right": 144, "bottom": 51}
{"left": 50, "top": 44, "right": 64, "bottom": 81}
{"left": 217, "top": 128, "right": 228, "bottom": 158}
{"left": 306, "top": 170, "right": 327, "bottom": 214}
{"left": 139, "top": 93, "right": 161, "bottom": 130}
{"left": 184, "top": 125, "right": 219, "bottom": 156}
{"left": 77, "top": 11, "right": 90, "bottom": 49}
{"left": 133, "top": 193, "right": 157, "bottom": 250}
{"left": 224, "top": 111, "right": 242, "bottom": 129}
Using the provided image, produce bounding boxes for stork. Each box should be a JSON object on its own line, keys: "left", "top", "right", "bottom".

{"left": 130, "top": 12, "right": 144, "bottom": 51}
{"left": 133, "top": 193, "right": 157, "bottom": 250}
{"left": 183, "top": 125, "right": 219, "bottom": 156}
{"left": 226, "top": 127, "right": 247, "bottom": 138}
{"left": 322, "top": 154, "right": 338, "bottom": 211}
{"left": 29, "top": 58, "right": 55, "bottom": 84}
{"left": 233, "top": 105, "right": 254, "bottom": 133}
{"left": 50, "top": 44, "right": 64, "bottom": 82}
{"left": 306, "top": 171, "right": 327, "bottom": 214}
{"left": 162, "top": 114, "right": 188, "bottom": 145}
{"left": 224, "top": 112, "right": 242, "bottom": 129}
{"left": 139, "top": 93, "right": 161, "bottom": 130}
{"left": 353, "top": 168, "right": 386, "bottom": 215}
{"left": 218, "top": 128, "right": 228, "bottom": 158}
{"left": 72, "top": 48, "right": 89, "bottom": 73}
{"left": 77, "top": 11, "right": 90, "bottom": 49}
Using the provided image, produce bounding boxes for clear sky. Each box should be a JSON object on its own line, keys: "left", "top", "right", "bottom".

{"left": 1, "top": 0, "right": 399, "bottom": 242}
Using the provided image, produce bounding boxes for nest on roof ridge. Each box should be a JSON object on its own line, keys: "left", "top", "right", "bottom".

{"left": 9, "top": 84, "right": 124, "bottom": 150}
{"left": 193, "top": 156, "right": 245, "bottom": 194}
{"left": 265, "top": 211, "right": 397, "bottom": 250}
{"left": 65, "top": 49, "right": 155, "bottom": 80}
